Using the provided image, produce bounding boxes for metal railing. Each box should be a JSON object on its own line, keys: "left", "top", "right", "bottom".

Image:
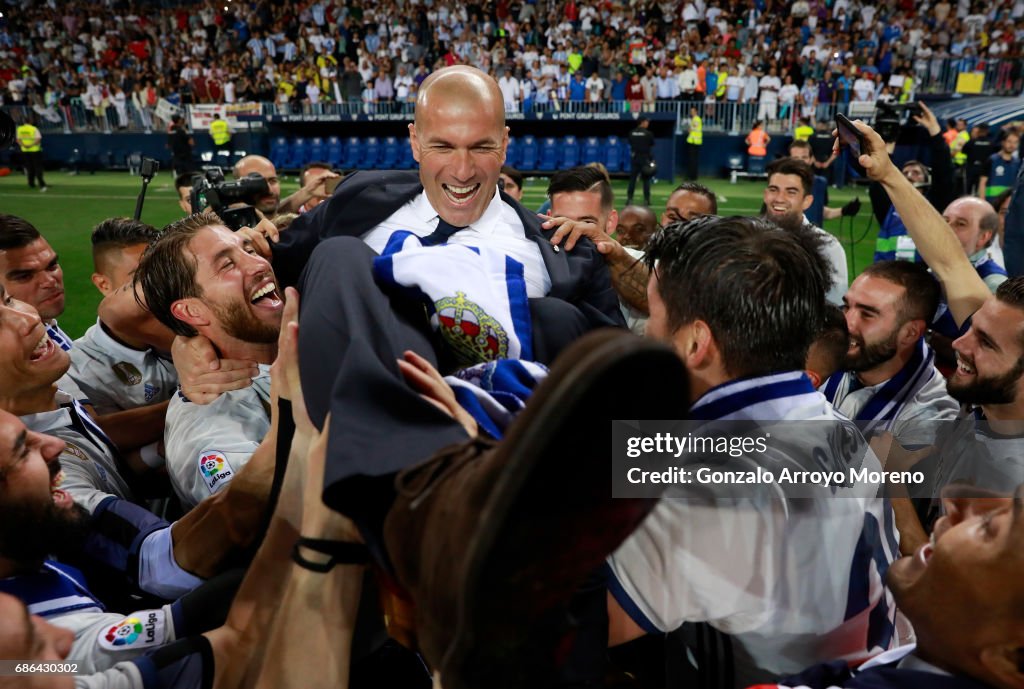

{"left": 3, "top": 57, "right": 1021, "bottom": 135}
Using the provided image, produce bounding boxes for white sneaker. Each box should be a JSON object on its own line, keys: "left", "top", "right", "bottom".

{"left": 40, "top": 186, "right": 48, "bottom": 192}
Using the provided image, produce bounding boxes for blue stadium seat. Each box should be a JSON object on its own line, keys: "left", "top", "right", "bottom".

{"left": 505, "top": 136, "right": 519, "bottom": 169}
{"left": 561, "top": 135, "right": 580, "bottom": 168}
{"left": 362, "top": 136, "right": 381, "bottom": 169}
{"left": 269, "top": 136, "right": 289, "bottom": 170}
{"left": 308, "top": 136, "right": 325, "bottom": 163}
{"left": 287, "top": 137, "right": 309, "bottom": 169}
{"left": 400, "top": 139, "right": 416, "bottom": 169}
{"left": 620, "top": 143, "right": 632, "bottom": 174}
{"left": 538, "top": 137, "right": 558, "bottom": 171}
{"left": 520, "top": 135, "right": 538, "bottom": 171}
{"left": 604, "top": 136, "right": 623, "bottom": 172}
{"left": 326, "top": 136, "right": 344, "bottom": 167}
{"left": 342, "top": 137, "right": 362, "bottom": 169}
{"left": 581, "top": 137, "right": 601, "bottom": 165}
{"left": 380, "top": 137, "right": 400, "bottom": 169}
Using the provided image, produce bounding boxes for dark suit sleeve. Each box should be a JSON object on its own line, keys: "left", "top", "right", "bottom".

{"left": 568, "top": 238, "right": 628, "bottom": 329}
{"left": 271, "top": 175, "right": 352, "bottom": 288}
{"left": 926, "top": 131, "right": 954, "bottom": 213}
{"left": 868, "top": 181, "right": 891, "bottom": 227}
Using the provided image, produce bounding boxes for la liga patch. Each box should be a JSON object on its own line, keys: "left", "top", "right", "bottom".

{"left": 98, "top": 609, "right": 166, "bottom": 651}
{"left": 198, "top": 449, "right": 234, "bottom": 493}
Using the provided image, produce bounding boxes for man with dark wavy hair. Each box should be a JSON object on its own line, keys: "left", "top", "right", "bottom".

{"left": 605, "top": 215, "right": 899, "bottom": 685}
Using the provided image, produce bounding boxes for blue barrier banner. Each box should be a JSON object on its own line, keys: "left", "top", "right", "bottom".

{"left": 264, "top": 111, "right": 677, "bottom": 123}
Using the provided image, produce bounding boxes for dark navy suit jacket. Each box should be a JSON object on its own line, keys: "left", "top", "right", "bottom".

{"left": 273, "top": 169, "right": 627, "bottom": 329}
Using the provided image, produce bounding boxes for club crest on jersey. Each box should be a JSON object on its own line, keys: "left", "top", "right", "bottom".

{"left": 98, "top": 610, "right": 165, "bottom": 650}
{"left": 63, "top": 442, "right": 89, "bottom": 463}
{"left": 435, "top": 291, "right": 509, "bottom": 365}
{"left": 112, "top": 362, "right": 143, "bottom": 386}
{"left": 198, "top": 450, "right": 234, "bottom": 492}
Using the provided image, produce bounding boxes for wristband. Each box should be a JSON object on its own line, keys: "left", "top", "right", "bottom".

{"left": 291, "top": 537, "right": 370, "bottom": 573}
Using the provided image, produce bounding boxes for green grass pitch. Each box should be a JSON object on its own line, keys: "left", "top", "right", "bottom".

{"left": 0, "top": 170, "right": 878, "bottom": 339}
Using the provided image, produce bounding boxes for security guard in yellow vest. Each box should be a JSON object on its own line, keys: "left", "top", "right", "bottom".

{"left": 952, "top": 126, "right": 970, "bottom": 166}
{"left": 209, "top": 113, "right": 232, "bottom": 154}
{"left": 16, "top": 120, "right": 46, "bottom": 191}
{"left": 686, "top": 107, "right": 702, "bottom": 180}
{"left": 794, "top": 117, "right": 814, "bottom": 142}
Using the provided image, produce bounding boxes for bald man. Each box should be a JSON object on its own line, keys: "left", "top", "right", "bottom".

{"left": 263, "top": 65, "right": 623, "bottom": 321}
{"left": 233, "top": 155, "right": 337, "bottom": 216}
{"left": 229, "top": 64, "right": 624, "bottom": 575}
{"left": 615, "top": 205, "right": 658, "bottom": 249}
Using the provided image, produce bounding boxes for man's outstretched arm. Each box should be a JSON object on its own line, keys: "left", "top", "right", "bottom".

{"left": 856, "top": 119, "right": 990, "bottom": 327}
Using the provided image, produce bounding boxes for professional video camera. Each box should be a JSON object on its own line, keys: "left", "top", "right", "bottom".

{"left": 189, "top": 167, "right": 269, "bottom": 231}
{"left": 874, "top": 102, "right": 923, "bottom": 143}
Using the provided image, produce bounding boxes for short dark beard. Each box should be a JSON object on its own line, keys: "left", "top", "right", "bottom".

{"left": 845, "top": 329, "right": 900, "bottom": 373}
{"left": 213, "top": 298, "right": 279, "bottom": 344}
{"left": 0, "top": 499, "right": 91, "bottom": 567}
{"left": 947, "top": 358, "right": 1024, "bottom": 407}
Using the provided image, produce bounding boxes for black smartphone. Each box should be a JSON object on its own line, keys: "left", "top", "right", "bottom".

{"left": 835, "top": 113, "right": 866, "bottom": 158}
{"left": 835, "top": 112, "right": 870, "bottom": 175}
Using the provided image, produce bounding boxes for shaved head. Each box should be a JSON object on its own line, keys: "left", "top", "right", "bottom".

{"left": 409, "top": 66, "right": 510, "bottom": 227}
{"left": 232, "top": 155, "right": 280, "bottom": 215}
{"left": 415, "top": 66, "right": 505, "bottom": 130}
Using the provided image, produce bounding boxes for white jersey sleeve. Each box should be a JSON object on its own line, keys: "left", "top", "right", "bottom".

{"left": 74, "top": 662, "right": 145, "bottom": 689}
{"left": 53, "top": 604, "right": 176, "bottom": 675}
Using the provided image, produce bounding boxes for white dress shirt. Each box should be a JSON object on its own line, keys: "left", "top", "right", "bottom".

{"left": 362, "top": 188, "right": 552, "bottom": 298}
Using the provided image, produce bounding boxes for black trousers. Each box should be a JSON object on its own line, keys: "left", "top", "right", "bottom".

{"left": 687, "top": 143, "right": 700, "bottom": 180}
{"left": 22, "top": 151, "right": 45, "bottom": 188}
{"left": 296, "top": 237, "right": 590, "bottom": 552}
{"left": 626, "top": 159, "right": 651, "bottom": 205}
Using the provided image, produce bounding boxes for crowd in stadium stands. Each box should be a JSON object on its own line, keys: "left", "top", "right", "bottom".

{"left": 1, "top": 0, "right": 1023, "bottom": 130}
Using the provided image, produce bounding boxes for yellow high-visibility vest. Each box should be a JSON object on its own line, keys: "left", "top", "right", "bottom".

{"left": 794, "top": 125, "right": 814, "bottom": 142}
{"left": 952, "top": 130, "right": 970, "bottom": 165}
{"left": 687, "top": 116, "right": 703, "bottom": 145}
{"left": 210, "top": 119, "right": 230, "bottom": 145}
{"left": 16, "top": 124, "right": 41, "bottom": 152}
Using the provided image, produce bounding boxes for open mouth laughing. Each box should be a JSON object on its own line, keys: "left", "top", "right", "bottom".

{"left": 442, "top": 182, "right": 481, "bottom": 206}
{"left": 249, "top": 278, "right": 282, "bottom": 310}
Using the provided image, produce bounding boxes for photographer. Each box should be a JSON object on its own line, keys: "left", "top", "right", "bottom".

{"left": 869, "top": 102, "right": 955, "bottom": 263}
{"left": 232, "top": 155, "right": 338, "bottom": 216}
